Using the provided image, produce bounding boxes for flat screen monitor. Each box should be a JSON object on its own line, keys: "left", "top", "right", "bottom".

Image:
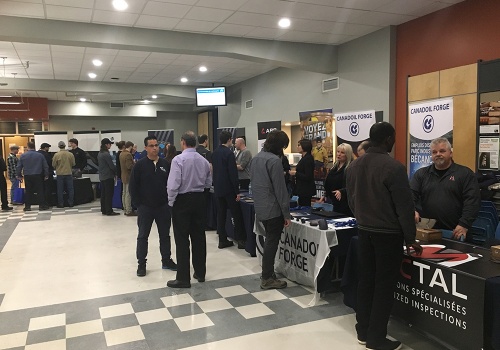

{"left": 196, "top": 87, "right": 227, "bottom": 107}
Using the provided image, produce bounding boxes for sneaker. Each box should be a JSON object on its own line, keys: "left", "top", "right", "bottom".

{"left": 106, "top": 212, "right": 120, "bottom": 216}
{"left": 1, "top": 206, "right": 13, "bottom": 211}
{"left": 137, "top": 264, "right": 146, "bottom": 277}
{"left": 218, "top": 240, "right": 234, "bottom": 249}
{"left": 357, "top": 338, "right": 366, "bottom": 345}
{"left": 260, "top": 276, "right": 287, "bottom": 290}
{"left": 162, "top": 259, "right": 177, "bottom": 271}
{"left": 366, "top": 339, "right": 402, "bottom": 350}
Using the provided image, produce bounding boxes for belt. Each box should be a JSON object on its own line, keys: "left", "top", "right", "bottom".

{"left": 178, "top": 191, "right": 203, "bottom": 195}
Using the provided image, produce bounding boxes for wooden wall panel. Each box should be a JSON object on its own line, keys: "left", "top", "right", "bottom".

{"left": 440, "top": 63, "right": 477, "bottom": 97}
{"left": 197, "top": 112, "right": 209, "bottom": 136}
{"left": 408, "top": 71, "right": 439, "bottom": 102}
{"left": 452, "top": 93, "right": 477, "bottom": 171}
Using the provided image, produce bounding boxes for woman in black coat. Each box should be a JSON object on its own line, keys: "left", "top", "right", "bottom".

{"left": 322, "top": 143, "right": 354, "bottom": 216}
{"left": 291, "top": 139, "right": 316, "bottom": 206}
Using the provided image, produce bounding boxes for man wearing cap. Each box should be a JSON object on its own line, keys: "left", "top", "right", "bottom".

{"left": 16, "top": 142, "right": 50, "bottom": 211}
{"left": 7, "top": 145, "right": 20, "bottom": 204}
{"left": 98, "top": 138, "right": 119, "bottom": 216}
{"left": 52, "top": 141, "right": 76, "bottom": 208}
{"left": 38, "top": 143, "right": 54, "bottom": 208}
{"left": 68, "top": 138, "right": 87, "bottom": 177}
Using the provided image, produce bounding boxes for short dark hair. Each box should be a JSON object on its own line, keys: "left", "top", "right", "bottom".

{"left": 144, "top": 135, "right": 157, "bottom": 146}
{"left": 298, "top": 139, "right": 312, "bottom": 153}
{"left": 125, "top": 141, "right": 134, "bottom": 148}
{"left": 27, "top": 142, "right": 36, "bottom": 150}
{"left": 116, "top": 141, "right": 125, "bottom": 149}
{"left": 369, "top": 122, "right": 395, "bottom": 146}
{"left": 263, "top": 130, "right": 289, "bottom": 155}
{"left": 68, "top": 138, "right": 78, "bottom": 145}
{"left": 198, "top": 134, "right": 208, "bottom": 144}
{"left": 359, "top": 140, "right": 371, "bottom": 152}
{"left": 181, "top": 131, "right": 197, "bottom": 147}
{"left": 219, "top": 131, "right": 232, "bottom": 144}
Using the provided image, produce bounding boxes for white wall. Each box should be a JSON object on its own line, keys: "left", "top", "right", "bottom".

{"left": 218, "top": 26, "right": 396, "bottom": 155}
{"left": 48, "top": 111, "right": 198, "bottom": 150}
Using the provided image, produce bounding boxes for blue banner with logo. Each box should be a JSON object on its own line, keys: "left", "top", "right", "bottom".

{"left": 408, "top": 98, "right": 453, "bottom": 178}
{"left": 335, "top": 110, "right": 376, "bottom": 156}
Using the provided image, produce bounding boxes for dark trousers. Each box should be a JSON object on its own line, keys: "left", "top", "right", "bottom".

{"left": 0, "top": 175, "right": 8, "bottom": 208}
{"left": 57, "top": 175, "right": 74, "bottom": 207}
{"left": 261, "top": 215, "right": 284, "bottom": 279}
{"left": 239, "top": 179, "right": 250, "bottom": 191}
{"left": 172, "top": 193, "right": 207, "bottom": 282}
{"left": 216, "top": 194, "right": 246, "bottom": 242}
{"left": 298, "top": 196, "right": 311, "bottom": 206}
{"left": 42, "top": 176, "right": 53, "bottom": 207}
{"left": 136, "top": 203, "right": 172, "bottom": 265}
{"left": 24, "top": 174, "right": 44, "bottom": 209}
{"left": 356, "top": 229, "right": 404, "bottom": 346}
{"left": 100, "top": 178, "right": 114, "bottom": 214}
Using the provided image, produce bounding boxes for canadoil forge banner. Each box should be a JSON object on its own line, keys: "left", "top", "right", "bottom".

{"left": 299, "top": 109, "right": 333, "bottom": 198}
{"left": 335, "top": 110, "right": 375, "bottom": 156}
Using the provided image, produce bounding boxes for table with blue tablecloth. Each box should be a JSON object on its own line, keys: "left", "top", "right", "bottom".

{"left": 341, "top": 236, "right": 500, "bottom": 350}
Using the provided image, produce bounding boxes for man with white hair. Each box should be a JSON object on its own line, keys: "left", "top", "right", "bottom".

{"left": 410, "top": 137, "right": 480, "bottom": 241}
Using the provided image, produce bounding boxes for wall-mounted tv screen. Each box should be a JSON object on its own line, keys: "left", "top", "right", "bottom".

{"left": 196, "top": 87, "right": 227, "bottom": 107}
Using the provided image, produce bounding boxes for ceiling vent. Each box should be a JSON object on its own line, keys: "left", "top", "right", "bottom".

{"left": 110, "top": 102, "right": 124, "bottom": 108}
{"left": 322, "top": 77, "right": 339, "bottom": 93}
{"left": 245, "top": 99, "right": 253, "bottom": 109}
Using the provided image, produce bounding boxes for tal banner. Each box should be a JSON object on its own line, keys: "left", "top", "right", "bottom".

{"left": 335, "top": 110, "right": 375, "bottom": 156}
{"left": 257, "top": 121, "right": 281, "bottom": 150}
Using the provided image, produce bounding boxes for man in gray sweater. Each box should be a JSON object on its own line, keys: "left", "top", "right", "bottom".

{"left": 249, "top": 130, "right": 291, "bottom": 290}
{"left": 235, "top": 137, "right": 252, "bottom": 190}
{"left": 98, "top": 138, "right": 119, "bottom": 216}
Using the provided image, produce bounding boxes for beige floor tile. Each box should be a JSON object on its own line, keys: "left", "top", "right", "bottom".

{"left": 196, "top": 298, "right": 233, "bottom": 313}
{"left": 28, "top": 313, "right": 66, "bottom": 331}
{"left": 25, "top": 339, "right": 66, "bottom": 350}
{"left": 104, "top": 325, "right": 145, "bottom": 347}
{"left": 99, "top": 303, "right": 134, "bottom": 319}
{"left": 235, "top": 303, "right": 274, "bottom": 319}
{"left": 174, "top": 313, "right": 214, "bottom": 332}
{"left": 160, "top": 293, "right": 195, "bottom": 307}
{"left": 0, "top": 331, "right": 27, "bottom": 350}
{"left": 215, "top": 285, "right": 249, "bottom": 298}
{"left": 135, "top": 308, "right": 172, "bottom": 325}
{"left": 66, "top": 319, "right": 104, "bottom": 338}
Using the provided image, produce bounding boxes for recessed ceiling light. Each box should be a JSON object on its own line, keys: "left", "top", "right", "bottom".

{"left": 278, "top": 18, "right": 291, "bottom": 28}
{"left": 28, "top": 118, "right": 33, "bottom": 121}
{"left": 285, "top": 123, "right": 291, "bottom": 126}
{"left": 92, "top": 59, "right": 103, "bottom": 66}
{"left": 143, "top": 99, "right": 150, "bottom": 103}
{"left": 180, "top": 77, "right": 188, "bottom": 83}
{"left": 112, "top": 0, "right": 128, "bottom": 11}
{"left": 152, "top": 95, "right": 157, "bottom": 99}
{"left": 88, "top": 72, "right": 97, "bottom": 79}
{"left": 80, "top": 98, "right": 86, "bottom": 102}
{"left": 199, "top": 66, "right": 207, "bottom": 72}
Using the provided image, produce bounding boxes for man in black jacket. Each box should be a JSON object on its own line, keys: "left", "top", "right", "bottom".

{"left": 196, "top": 134, "right": 212, "bottom": 163}
{"left": 38, "top": 143, "right": 54, "bottom": 208}
{"left": 68, "top": 138, "right": 87, "bottom": 177}
{"left": 129, "top": 135, "right": 177, "bottom": 277}
{"left": 212, "top": 131, "right": 246, "bottom": 249}
{"left": 410, "top": 137, "right": 480, "bottom": 241}
{"left": 0, "top": 157, "right": 13, "bottom": 211}
{"left": 346, "top": 122, "right": 422, "bottom": 350}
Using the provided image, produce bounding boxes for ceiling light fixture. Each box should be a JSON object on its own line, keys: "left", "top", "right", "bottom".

{"left": 285, "top": 123, "right": 291, "bottom": 126}
{"left": 199, "top": 66, "right": 207, "bottom": 72}
{"left": 92, "top": 59, "right": 103, "bottom": 67}
{"left": 88, "top": 72, "right": 97, "bottom": 79}
{"left": 143, "top": 99, "right": 150, "bottom": 103}
{"left": 80, "top": 98, "right": 87, "bottom": 102}
{"left": 28, "top": 118, "right": 33, "bottom": 121}
{"left": 112, "top": 0, "right": 128, "bottom": 11}
{"left": 180, "top": 77, "right": 188, "bottom": 83}
{"left": 152, "top": 95, "right": 157, "bottom": 99}
{"left": 278, "top": 18, "right": 291, "bottom": 28}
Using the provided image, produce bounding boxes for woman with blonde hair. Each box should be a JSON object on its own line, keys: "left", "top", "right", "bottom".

{"left": 322, "top": 143, "right": 354, "bottom": 216}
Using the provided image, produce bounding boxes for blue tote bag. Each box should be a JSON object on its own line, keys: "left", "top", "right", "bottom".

{"left": 12, "top": 179, "right": 25, "bottom": 204}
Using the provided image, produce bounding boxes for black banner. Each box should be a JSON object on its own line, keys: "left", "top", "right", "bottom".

{"left": 257, "top": 121, "right": 281, "bottom": 151}
{"left": 393, "top": 253, "right": 485, "bottom": 349}
{"left": 216, "top": 127, "right": 245, "bottom": 149}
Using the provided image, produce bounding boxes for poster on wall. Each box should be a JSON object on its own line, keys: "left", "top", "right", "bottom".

{"left": 216, "top": 127, "right": 245, "bottom": 150}
{"left": 73, "top": 130, "right": 100, "bottom": 176}
{"left": 148, "top": 130, "right": 174, "bottom": 156}
{"left": 299, "top": 109, "right": 333, "bottom": 198}
{"left": 335, "top": 110, "right": 376, "bottom": 156}
{"left": 34, "top": 131, "right": 68, "bottom": 154}
{"left": 257, "top": 121, "right": 281, "bottom": 150}
{"left": 478, "top": 137, "right": 499, "bottom": 170}
{"left": 408, "top": 98, "right": 453, "bottom": 178}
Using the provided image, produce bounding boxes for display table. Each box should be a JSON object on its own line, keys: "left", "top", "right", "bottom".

{"left": 32, "top": 177, "right": 94, "bottom": 206}
{"left": 341, "top": 236, "right": 500, "bottom": 350}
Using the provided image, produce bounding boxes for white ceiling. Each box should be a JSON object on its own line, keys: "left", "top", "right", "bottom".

{"left": 0, "top": 0, "right": 463, "bottom": 105}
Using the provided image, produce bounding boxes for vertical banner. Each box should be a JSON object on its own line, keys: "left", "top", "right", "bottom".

{"left": 408, "top": 98, "right": 453, "bottom": 178}
{"left": 216, "top": 127, "right": 245, "bottom": 149}
{"left": 335, "top": 110, "right": 376, "bottom": 155}
{"left": 148, "top": 130, "right": 174, "bottom": 155}
{"left": 257, "top": 121, "right": 281, "bottom": 150}
{"left": 299, "top": 109, "right": 333, "bottom": 198}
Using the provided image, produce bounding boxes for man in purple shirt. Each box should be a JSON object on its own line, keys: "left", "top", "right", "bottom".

{"left": 167, "top": 131, "right": 212, "bottom": 288}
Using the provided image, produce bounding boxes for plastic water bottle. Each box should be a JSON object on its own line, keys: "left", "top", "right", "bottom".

{"left": 248, "top": 183, "right": 252, "bottom": 196}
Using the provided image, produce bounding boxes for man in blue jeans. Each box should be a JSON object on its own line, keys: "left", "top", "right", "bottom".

{"left": 249, "top": 130, "right": 291, "bottom": 290}
{"left": 52, "top": 141, "right": 75, "bottom": 208}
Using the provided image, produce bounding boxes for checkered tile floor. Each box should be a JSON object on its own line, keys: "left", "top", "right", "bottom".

{"left": 0, "top": 274, "right": 350, "bottom": 350}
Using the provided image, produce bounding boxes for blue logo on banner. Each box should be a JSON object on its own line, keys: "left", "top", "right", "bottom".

{"left": 422, "top": 115, "right": 434, "bottom": 133}
{"left": 349, "top": 122, "right": 359, "bottom": 136}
